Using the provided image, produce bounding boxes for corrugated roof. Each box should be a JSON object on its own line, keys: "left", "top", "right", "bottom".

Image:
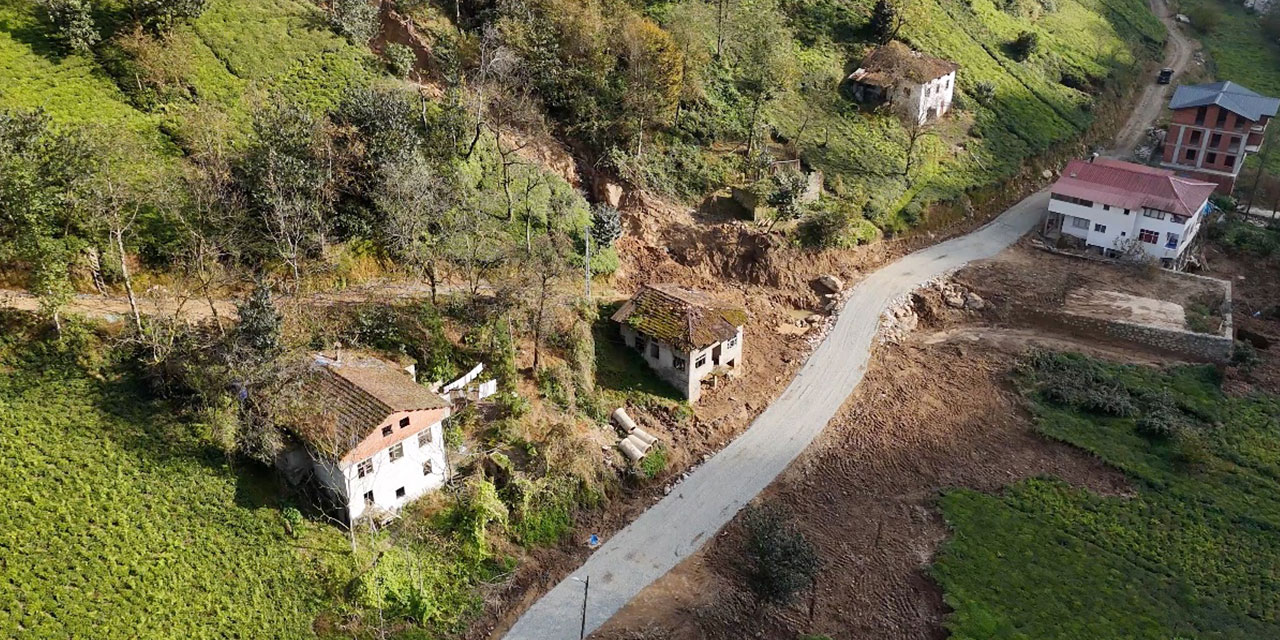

{"left": 1168, "top": 81, "right": 1279, "bottom": 121}
{"left": 611, "top": 284, "right": 747, "bottom": 351}
{"left": 296, "top": 351, "right": 448, "bottom": 458}
{"left": 1050, "top": 158, "right": 1217, "bottom": 217}
{"left": 849, "top": 41, "right": 958, "bottom": 86}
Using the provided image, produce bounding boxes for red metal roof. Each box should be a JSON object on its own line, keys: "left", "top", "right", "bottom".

{"left": 1050, "top": 158, "right": 1216, "bottom": 217}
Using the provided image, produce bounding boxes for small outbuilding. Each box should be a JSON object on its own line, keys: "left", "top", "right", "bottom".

{"left": 848, "top": 41, "right": 958, "bottom": 125}
{"left": 611, "top": 284, "right": 747, "bottom": 402}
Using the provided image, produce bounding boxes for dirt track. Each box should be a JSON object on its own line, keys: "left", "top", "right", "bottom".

{"left": 1110, "top": 0, "right": 1198, "bottom": 158}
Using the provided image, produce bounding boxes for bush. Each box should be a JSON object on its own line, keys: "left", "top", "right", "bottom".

{"left": 740, "top": 504, "right": 820, "bottom": 605}
{"left": 133, "top": 0, "right": 208, "bottom": 32}
{"left": 798, "top": 202, "right": 881, "bottom": 249}
{"left": 1009, "top": 31, "right": 1040, "bottom": 61}
{"left": 591, "top": 204, "right": 623, "bottom": 248}
{"left": 40, "top": 0, "right": 100, "bottom": 54}
{"left": 1231, "top": 340, "right": 1261, "bottom": 373}
{"left": 329, "top": 0, "right": 379, "bottom": 43}
{"left": 386, "top": 43, "right": 416, "bottom": 79}
{"left": 1185, "top": 5, "right": 1222, "bottom": 33}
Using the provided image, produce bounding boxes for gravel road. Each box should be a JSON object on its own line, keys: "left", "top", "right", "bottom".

{"left": 1110, "top": 0, "right": 1197, "bottom": 158}
{"left": 502, "top": 192, "right": 1049, "bottom": 639}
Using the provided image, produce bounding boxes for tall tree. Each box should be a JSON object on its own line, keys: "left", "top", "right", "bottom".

{"left": 238, "top": 104, "right": 334, "bottom": 290}
{"left": 39, "top": 0, "right": 100, "bottom": 54}
{"left": 618, "top": 16, "right": 684, "bottom": 156}
{"left": 376, "top": 157, "right": 457, "bottom": 303}
{"left": 0, "top": 110, "right": 96, "bottom": 334}
{"left": 729, "top": 0, "right": 796, "bottom": 158}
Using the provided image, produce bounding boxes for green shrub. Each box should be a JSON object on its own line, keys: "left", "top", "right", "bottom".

{"left": 1009, "top": 30, "right": 1040, "bottom": 60}
{"left": 281, "top": 506, "right": 303, "bottom": 537}
{"left": 536, "top": 364, "right": 575, "bottom": 409}
{"left": 385, "top": 42, "right": 416, "bottom": 78}
{"left": 740, "top": 504, "right": 820, "bottom": 605}
{"left": 1186, "top": 5, "right": 1222, "bottom": 33}
{"left": 639, "top": 445, "right": 668, "bottom": 479}
{"left": 329, "top": 0, "right": 379, "bottom": 43}
{"left": 39, "top": 0, "right": 100, "bottom": 54}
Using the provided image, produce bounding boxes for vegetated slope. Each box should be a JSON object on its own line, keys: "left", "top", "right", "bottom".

{"left": 0, "top": 323, "right": 349, "bottom": 638}
{"left": 0, "top": 0, "right": 177, "bottom": 175}
{"left": 935, "top": 353, "right": 1280, "bottom": 638}
{"left": 772, "top": 0, "right": 1166, "bottom": 228}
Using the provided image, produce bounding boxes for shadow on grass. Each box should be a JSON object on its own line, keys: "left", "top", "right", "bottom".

{"left": 593, "top": 302, "right": 682, "bottom": 402}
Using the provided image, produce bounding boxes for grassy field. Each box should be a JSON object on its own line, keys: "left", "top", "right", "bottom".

{"left": 934, "top": 352, "right": 1280, "bottom": 638}
{"left": 0, "top": 321, "right": 353, "bottom": 638}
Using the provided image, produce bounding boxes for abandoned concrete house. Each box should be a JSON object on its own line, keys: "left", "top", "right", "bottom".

{"left": 847, "top": 40, "right": 958, "bottom": 124}
{"left": 1043, "top": 158, "right": 1217, "bottom": 269}
{"left": 612, "top": 284, "right": 747, "bottom": 402}
{"left": 280, "top": 351, "right": 452, "bottom": 524}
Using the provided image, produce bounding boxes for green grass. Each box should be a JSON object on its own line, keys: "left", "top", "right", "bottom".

{"left": 0, "top": 0, "right": 178, "bottom": 174}
{"left": 0, "top": 325, "right": 350, "bottom": 638}
{"left": 592, "top": 302, "right": 684, "bottom": 404}
{"left": 934, "top": 353, "right": 1280, "bottom": 639}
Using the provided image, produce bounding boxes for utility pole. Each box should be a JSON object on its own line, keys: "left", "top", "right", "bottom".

{"left": 583, "top": 233, "right": 592, "bottom": 300}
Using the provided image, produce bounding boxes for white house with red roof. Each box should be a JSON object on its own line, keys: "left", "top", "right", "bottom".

{"left": 286, "top": 351, "right": 452, "bottom": 524}
{"left": 1043, "top": 158, "right": 1217, "bottom": 269}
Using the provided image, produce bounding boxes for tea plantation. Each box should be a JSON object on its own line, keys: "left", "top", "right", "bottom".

{"left": 0, "top": 326, "right": 351, "bottom": 638}
{"left": 934, "top": 353, "right": 1280, "bottom": 639}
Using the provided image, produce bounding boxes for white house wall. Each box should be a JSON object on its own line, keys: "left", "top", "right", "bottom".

{"left": 621, "top": 325, "right": 744, "bottom": 402}
{"left": 324, "top": 410, "right": 449, "bottom": 523}
{"left": 1047, "top": 197, "right": 1207, "bottom": 261}
{"left": 898, "top": 71, "right": 955, "bottom": 124}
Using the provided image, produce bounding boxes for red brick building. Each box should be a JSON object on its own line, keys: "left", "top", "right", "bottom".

{"left": 1161, "top": 81, "right": 1279, "bottom": 194}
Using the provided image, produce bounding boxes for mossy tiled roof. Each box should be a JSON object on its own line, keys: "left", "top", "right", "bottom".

{"left": 611, "top": 284, "right": 747, "bottom": 351}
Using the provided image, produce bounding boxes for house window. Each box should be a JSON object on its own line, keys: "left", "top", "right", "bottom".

{"left": 1185, "top": 149, "right": 1197, "bottom": 161}
{"left": 1171, "top": 214, "right": 1188, "bottom": 224}
{"left": 1194, "top": 106, "right": 1207, "bottom": 125}
{"left": 1143, "top": 210, "right": 1166, "bottom": 220}
{"left": 1209, "top": 133, "right": 1221, "bottom": 147}
{"left": 1138, "top": 229, "right": 1159, "bottom": 244}
{"left": 389, "top": 443, "right": 404, "bottom": 462}
{"left": 363, "top": 491, "right": 374, "bottom": 505}
{"left": 418, "top": 430, "right": 432, "bottom": 447}
{"left": 1225, "top": 155, "right": 1236, "bottom": 168}
{"left": 1123, "top": 209, "right": 1130, "bottom": 215}
{"left": 673, "top": 356, "right": 686, "bottom": 372}
{"left": 357, "top": 458, "right": 373, "bottom": 478}
{"left": 1206, "top": 152, "right": 1218, "bottom": 164}
{"left": 395, "top": 487, "right": 406, "bottom": 499}
{"left": 728, "top": 336, "right": 737, "bottom": 348}
{"left": 1165, "top": 232, "right": 1181, "bottom": 248}
{"left": 1102, "top": 204, "right": 1110, "bottom": 211}
{"left": 423, "top": 460, "right": 434, "bottom": 475}
{"left": 1071, "top": 216, "right": 1090, "bottom": 229}
{"left": 1094, "top": 223, "right": 1107, "bottom": 233}
{"left": 1189, "top": 130, "right": 1202, "bottom": 144}
{"left": 381, "top": 425, "right": 393, "bottom": 437}
{"left": 399, "top": 417, "right": 410, "bottom": 428}
{"left": 649, "top": 342, "right": 659, "bottom": 359}
{"left": 696, "top": 355, "right": 707, "bottom": 368}
{"left": 634, "top": 333, "right": 647, "bottom": 353}
{"left": 1216, "top": 108, "right": 1228, "bottom": 127}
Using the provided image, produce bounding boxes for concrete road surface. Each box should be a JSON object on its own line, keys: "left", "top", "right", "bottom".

{"left": 502, "top": 191, "right": 1048, "bottom": 639}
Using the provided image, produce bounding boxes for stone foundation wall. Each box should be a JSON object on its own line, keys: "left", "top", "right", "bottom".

{"left": 1019, "top": 307, "right": 1233, "bottom": 362}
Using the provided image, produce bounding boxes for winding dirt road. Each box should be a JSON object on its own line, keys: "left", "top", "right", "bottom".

{"left": 1111, "top": 0, "right": 1198, "bottom": 158}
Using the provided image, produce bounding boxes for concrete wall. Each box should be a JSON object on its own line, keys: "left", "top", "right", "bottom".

{"left": 621, "top": 325, "right": 744, "bottom": 402}
{"left": 319, "top": 410, "right": 449, "bottom": 523}
{"left": 899, "top": 71, "right": 955, "bottom": 124}
{"left": 1022, "top": 307, "right": 1233, "bottom": 362}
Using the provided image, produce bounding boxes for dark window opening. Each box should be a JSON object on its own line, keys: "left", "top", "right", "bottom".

{"left": 399, "top": 417, "right": 410, "bottom": 428}
{"left": 389, "top": 443, "right": 404, "bottom": 462}
{"left": 363, "top": 491, "right": 374, "bottom": 505}
{"left": 381, "top": 425, "right": 393, "bottom": 437}
{"left": 395, "top": 487, "right": 406, "bottom": 499}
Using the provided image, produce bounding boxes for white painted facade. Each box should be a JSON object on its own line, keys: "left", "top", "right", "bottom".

{"left": 889, "top": 71, "right": 956, "bottom": 125}
{"left": 314, "top": 408, "right": 450, "bottom": 523}
{"left": 620, "top": 325, "right": 744, "bottom": 402}
{"left": 1047, "top": 194, "right": 1208, "bottom": 267}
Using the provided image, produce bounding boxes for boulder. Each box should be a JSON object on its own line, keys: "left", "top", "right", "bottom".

{"left": 944, "top": 292, "right": 966, "bottom": 308}
{"left": 806, "top": 313, "right": 824, "bottom": 324}
{"left": 817, "top": 274, "right": 844, "bottom": 293}
{"left": 1041, "top": 169, "right": 1053, "bottom": 180}
{"left": 594, "top": 175, "right": 624, "bottom": 208}
{"left": 964, "top": 292, "right": 986, "bottom": 310}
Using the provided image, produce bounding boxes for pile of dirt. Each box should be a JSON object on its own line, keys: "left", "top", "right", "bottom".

{"left": 1200, "top": 240, "right": 1280, "bottom": 393}
{"left": 592, "top": 314, "right": 1134, "bottom": 640}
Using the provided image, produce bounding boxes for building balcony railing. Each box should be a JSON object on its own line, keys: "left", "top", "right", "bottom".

{"left": 1246, "top": 145, "right": 1261, "bottom": 153}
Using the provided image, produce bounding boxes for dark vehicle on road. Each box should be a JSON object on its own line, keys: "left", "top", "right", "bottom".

{"left": 1157, "top": 68, "right": 1174, "bottom": 84}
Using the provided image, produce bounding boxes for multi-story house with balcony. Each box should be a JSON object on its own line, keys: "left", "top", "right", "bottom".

{"left": 1161, "top": 81, "right": 1279, "bottom": 193}
{"left": 1043, "top": 158, "right": 1217, "bottom": 270}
